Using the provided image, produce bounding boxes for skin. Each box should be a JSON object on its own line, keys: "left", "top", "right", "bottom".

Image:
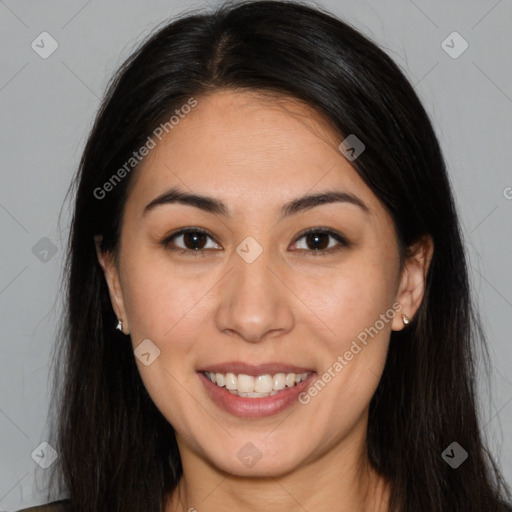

{"left": 96, "top": 89, "right": 433, "bottom": 512}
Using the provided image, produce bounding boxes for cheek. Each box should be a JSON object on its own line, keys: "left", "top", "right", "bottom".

{"left": 120, "top": 245, "right": 206, "bottom": 341}
{"left": 119, "top": 250, "right": 209, "bottom": 430}
{"left": 298, "top": 252, "right": 397, "bottom": 416}
{"left": 303, "top": 254, "right": 397, "bottom": 350}
{"left": 121, "top": 238, "right": 398, "bottom": 348}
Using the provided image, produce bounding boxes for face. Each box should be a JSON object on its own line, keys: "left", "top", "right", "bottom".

{"left": 97, "top": 89, "right": 432, "bottom": 478}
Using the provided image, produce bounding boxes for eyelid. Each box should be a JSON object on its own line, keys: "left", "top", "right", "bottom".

{"left": 160, "top": 227, "right": 220, "bottom": 252}
{"left": 290, "top": 227, "right": 350, "bottom": 255}
{"left": 160, "top": 226, "right": 350, "bottom": 256}
{"left": 292, "top": 226, "right": 349, "bottom": 245}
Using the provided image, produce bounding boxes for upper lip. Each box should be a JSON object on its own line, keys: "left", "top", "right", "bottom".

{"left": 197, "top": 361, "right": 315, "bottom": 377}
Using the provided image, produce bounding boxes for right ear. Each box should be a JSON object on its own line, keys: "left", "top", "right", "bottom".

{"left": 94, "top": 235, "right": 129, "bottom": 333}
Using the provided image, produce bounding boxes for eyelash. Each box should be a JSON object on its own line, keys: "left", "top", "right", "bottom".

{"left": 159, "top": 227, "right": 350, "bottom": 257}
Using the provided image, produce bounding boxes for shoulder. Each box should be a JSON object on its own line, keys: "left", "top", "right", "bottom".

{"left": 16, "top": 499, "right": 71, "bottom": 512}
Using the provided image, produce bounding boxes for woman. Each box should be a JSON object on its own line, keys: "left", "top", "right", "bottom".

{"left": 19, "top": 0, "right": 511, "bottom": 511}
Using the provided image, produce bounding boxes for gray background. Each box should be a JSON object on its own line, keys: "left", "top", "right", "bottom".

{"left": 1, "top": 0, "right": 511, "bottom": 509}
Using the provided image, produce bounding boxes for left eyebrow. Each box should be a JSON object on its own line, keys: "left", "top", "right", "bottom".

{"left": 142, "top": 186, "right": 371, "bottom": 219}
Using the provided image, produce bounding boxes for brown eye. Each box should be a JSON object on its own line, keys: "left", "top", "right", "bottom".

{"left": 304, "top": 232, "right": 330, "bottom": 250}
{"left": 180, "top": 231, "right": 209, "bottom": 250}
{"left": 160, "top": 226, "right": 349, "bottom": 258}
{"left": 292, "top": 228, "right": 349, "bottom": 256}
{"left": 161, "top": 228, "right": 220, "bottom": 255}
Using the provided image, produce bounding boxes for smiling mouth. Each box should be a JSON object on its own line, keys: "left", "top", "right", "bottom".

{"left": 202, "top": 370, "right": 311, "bottom": 398}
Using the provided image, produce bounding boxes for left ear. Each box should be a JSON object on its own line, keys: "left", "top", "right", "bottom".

{"left": 392, "top": 234, "right": 434, "bottom": 331}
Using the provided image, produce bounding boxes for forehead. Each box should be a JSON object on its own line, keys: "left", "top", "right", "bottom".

{"left": 124, "top": 89, "right": 386, "bottom": 222}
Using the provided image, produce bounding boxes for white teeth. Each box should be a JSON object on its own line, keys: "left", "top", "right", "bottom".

{"left": 285, "top": 373, "right": 296, "bottom": 387}
{"left": 204, "top": 370, "right": 310, "bottom": 396}
{"left": 237, "top": 374, "right": 255, "bottom": 393}
{"left": 225, "top": 372, "right": 237, "bottom": 390}
{"left": 273, "top": 373, "right": 286, "bottom": 390}
{"left": 254, "top": 374, "right": 273, "bottom": 393}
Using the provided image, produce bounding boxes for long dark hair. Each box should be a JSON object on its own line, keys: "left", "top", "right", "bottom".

{"left": 47, "top": 1, "right": 511, "bottom": 510}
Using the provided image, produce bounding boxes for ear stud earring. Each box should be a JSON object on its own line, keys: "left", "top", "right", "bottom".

{"left": 401, "top": 313, "right": 410, "bottom": 326}
{"left": 116, "top": 319, "right": 124, "bottom": 332}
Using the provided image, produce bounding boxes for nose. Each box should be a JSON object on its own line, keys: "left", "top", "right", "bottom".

{"left": 214, "top": 240, "right": 295, "bottom": 343}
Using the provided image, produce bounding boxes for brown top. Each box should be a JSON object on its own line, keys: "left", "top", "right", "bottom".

{"left": 16, "top": 499, "right": 71, "bottom": 512}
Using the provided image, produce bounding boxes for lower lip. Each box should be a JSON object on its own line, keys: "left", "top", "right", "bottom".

{"left": 198, "top": 372, "right": 317, "bottom": 418}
